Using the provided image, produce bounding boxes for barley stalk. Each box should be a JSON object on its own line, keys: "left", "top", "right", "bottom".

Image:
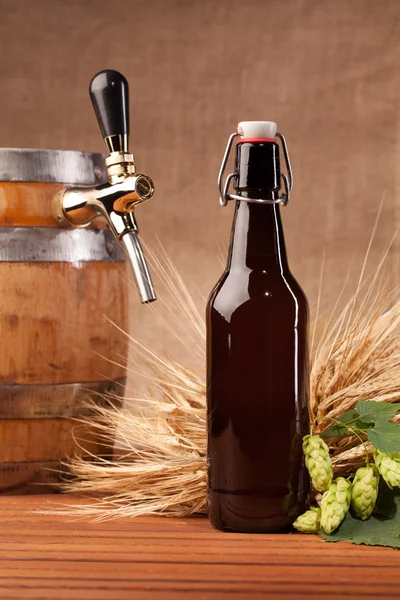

{"left": 55, "top": 234, "right": 400, "bottom": 519}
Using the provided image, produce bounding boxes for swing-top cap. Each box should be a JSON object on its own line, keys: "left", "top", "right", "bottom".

{"left": 237, "top": 121, "right": 277, "bottom": 140}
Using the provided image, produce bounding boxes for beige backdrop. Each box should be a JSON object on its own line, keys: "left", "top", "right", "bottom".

{"left": 1, "top": 0, "right": 400, "bottom": 364}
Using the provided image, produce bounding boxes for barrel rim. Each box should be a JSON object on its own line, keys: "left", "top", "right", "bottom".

{"left": 0, "top": 148, "right": 108, "bottom": 184}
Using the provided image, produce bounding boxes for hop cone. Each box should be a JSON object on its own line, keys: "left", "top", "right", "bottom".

{"left": 351, "top": 465, "right": 379, "bottom": 520}
{"left": 293, "top": 507, "right": 321, "bottom": 533}
{"left": 320, "top": 477, "right": 351, "bottom": 534}
{"left": 374, "top": 449, "right": 400, "bottom": 489}
{"left": 302, "top": 435, "right": 333, "bottom": 492}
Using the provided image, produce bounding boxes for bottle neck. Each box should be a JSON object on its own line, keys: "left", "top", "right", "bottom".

{"left": 227, "top": 200, "right": 289, "bottom": 272}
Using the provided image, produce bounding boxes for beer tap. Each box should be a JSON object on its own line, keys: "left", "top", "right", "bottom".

{"left": 52, "top": 69, "right": 156, "bottom": 303}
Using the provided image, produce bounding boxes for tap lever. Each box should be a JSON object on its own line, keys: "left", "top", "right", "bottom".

{"left": 53, "top": 69, "right": 156, "bottom": 304}
{"left": 89, "top": 70, "right": 129, "bottom": 154}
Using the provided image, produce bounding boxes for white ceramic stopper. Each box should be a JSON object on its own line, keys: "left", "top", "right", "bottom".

{"left": 237, "top": 121, "right": 277, "bottom": 139}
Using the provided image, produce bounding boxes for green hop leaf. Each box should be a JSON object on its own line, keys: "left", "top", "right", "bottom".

{"left": 302, "top": 435, "right": 333, "bottom": 492}
{"left": 293, "top": 507, "right": 321, "bottom": 533}
{"left": 367, "top": 421, "right": 400, "bottom": 454}
{"left": 356, "top": 401, "right": 400, "bottom": 454}
{"left": 374, "top": 449, "right": 400, "bottom": 489}
{"left": 320, "top": 408, "right": 372, "bottom": 437}
{"left": 356, "top": 401, "right": 400, "bottom": 423}
{"left": 374, "top": 481, "right": 399, "bottom": 518}
{"left": 320, "top": 401, "right": 400, "bottom": 454}
{"left": 351, "top": 465, "right": 379, "bottom": 520}
{"left": 320, "top": 477, "right": 352, "bottom": 534}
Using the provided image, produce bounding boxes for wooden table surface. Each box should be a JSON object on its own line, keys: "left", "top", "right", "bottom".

{"left": 1, "top": 495, "right": 399, "bottom": 599}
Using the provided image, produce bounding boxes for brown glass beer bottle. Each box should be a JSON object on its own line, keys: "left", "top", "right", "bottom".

{"left": 206, "top": 121, "right": 310, "bottom": 533}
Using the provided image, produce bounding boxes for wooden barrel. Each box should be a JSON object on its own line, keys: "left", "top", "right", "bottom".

{"left": 0, "top": 149, "right": 128, "bottom": 492}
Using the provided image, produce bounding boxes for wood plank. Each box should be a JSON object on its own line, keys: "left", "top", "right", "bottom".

{"left": 0, "top": 580, "right": 399, "bottom": 599}
{"left": 0, "top": 495, "right": 398, "bottom": 599}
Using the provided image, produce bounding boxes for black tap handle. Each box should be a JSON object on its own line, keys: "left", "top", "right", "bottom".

{"left": 89, "top": 70, "right": 129, "bottom": 143}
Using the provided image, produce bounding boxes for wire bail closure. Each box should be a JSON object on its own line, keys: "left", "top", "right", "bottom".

{"left": 218, "top": 131, "right": 293, "bottom": 207}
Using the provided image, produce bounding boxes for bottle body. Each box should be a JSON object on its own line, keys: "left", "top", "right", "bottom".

{"left": 206, "top": 200, "right": 310, "bottom": 532}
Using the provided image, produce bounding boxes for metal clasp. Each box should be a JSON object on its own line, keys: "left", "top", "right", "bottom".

{"left": 218, "top": 130, "right": 293, "bottom": 207}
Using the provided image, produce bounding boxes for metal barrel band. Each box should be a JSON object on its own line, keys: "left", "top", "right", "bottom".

{"left": 0, "top": 227, "right": 126, "bottom": 262}
{"left": 0, "top": 378, "right": 126, "bottom": 419}
{"left": 0, "top": 461, "right": 64, "bottom": 492}
{"left": 0, "top": 148, "right": 108, "bottom": 185}
{"left": 218, "top": 131, "right": 293, "bottom": 207}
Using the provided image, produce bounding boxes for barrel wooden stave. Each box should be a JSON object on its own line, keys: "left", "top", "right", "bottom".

{"left": 0, "top": 261, "right": 127, "bottom": 384}
{"left": 0, "top": 174, "right": 128, "bottom": 492}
